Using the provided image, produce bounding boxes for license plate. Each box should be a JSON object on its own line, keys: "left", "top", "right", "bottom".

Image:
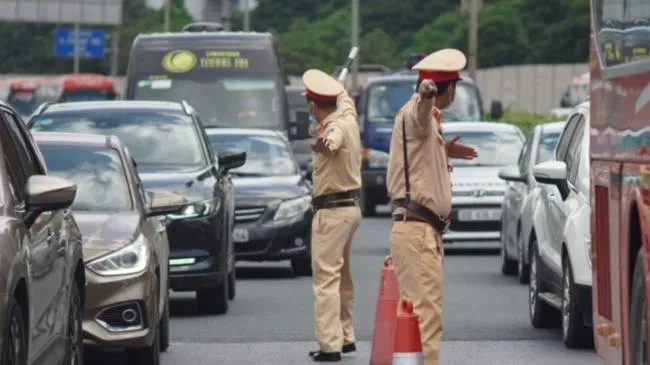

{"left": 233, "top": 228, "right": 249, "bottom": 243}
{"left": 457, "top": 208, "right": 501, "bottom": 222}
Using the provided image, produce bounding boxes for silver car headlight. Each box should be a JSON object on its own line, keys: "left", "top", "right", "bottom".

{"left": 273, "top": 196, "right": 311, "bottom": 221}
{"left": 168, "top": 198, "right": 219, "bottom": 220}
{"left": 87, "top": 236, "right": 149, "bottom": 276}
{"left": 367, "top": 149, "right": 389, "bottom": 168}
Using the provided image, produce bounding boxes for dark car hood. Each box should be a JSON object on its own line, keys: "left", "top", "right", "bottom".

{"left": 136, "top": 165, "right": 212, "bottom": 199}
{"left": 233, "top": 175, "right": 309, "bottom": 205}
{"left": 74, "top": 211, "right": 141, "bottom": 262}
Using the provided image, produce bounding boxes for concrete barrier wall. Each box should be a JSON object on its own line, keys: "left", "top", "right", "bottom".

{"left": 0, "top": 63, "right": 588, "bottom": 115}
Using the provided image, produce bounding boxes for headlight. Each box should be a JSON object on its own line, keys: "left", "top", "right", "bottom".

{"left": 273, "top": 196, "right": 311, "bottom": 221}
{"left": 168, "top": 199, "right": 218, "bottom": 220}
{"left": 87, "top": 236, "right": 149, "bottom": 276}
{"left": 365, "top": 148, "right": 389, "bottom": 168}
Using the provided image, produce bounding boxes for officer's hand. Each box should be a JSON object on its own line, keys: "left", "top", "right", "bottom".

{"left": 418, "top": 79, "right": 438, "bottom": 99}
{"left": 311, "top": 138, "right": 329, "bottom": 154}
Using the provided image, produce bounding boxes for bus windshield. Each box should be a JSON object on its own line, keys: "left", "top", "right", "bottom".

{"left": 365, "top": 81, "right": 482, "bottom": 122}
{"left": 61, "top": 89, "right": 116, "bottom": 102}
{"left": 127, "top": 43, "right": 285, "bottom": 130}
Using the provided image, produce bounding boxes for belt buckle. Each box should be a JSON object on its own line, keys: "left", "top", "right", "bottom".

{"left": 441, "top": 216, "right": 451, "bottom": 234}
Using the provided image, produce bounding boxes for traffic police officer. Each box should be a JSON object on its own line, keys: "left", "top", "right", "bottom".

{"left": 302, "top": 69, "right": 362, "bottom": 362}
{"left": 386, "top": 49, "right": 478, "bottom": 365}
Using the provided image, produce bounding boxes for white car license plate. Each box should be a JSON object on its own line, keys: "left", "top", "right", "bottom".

{"left": 457, "top": 208, "right": 501, "bottom": 222}
{"left": 233, "top": 228, "right": 249, "bottom": 243}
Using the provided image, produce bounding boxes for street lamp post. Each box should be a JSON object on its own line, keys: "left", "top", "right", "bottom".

{"left": 351, "top": 0, "right": 359, "bottom": 92}
{"left": 164, "top": 0, "right": 171, "bottom": 32}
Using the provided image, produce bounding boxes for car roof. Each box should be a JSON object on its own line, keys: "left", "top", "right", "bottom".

{"left": 32, "top": 131, "right": 125, "bottom": 151}
{"left": 204, "top": 127, "right": 285, "bottom": 138}
{"left": 37, "top": 100, "right": 186, "bottom": 115}
{"left": 442, "top": 122, "right": 522, "bottom": 133}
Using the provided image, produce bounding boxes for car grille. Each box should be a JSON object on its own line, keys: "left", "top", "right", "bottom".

{"left": 235, "top": 206, "right": 266, "bottom": 223}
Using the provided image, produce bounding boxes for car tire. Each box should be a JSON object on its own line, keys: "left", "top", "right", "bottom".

{"left": 500, "top": 238, "right": 517, "bottom": 276}
{"left": 561, "top": 255, "right": 593, "bottom": 348}
{"left": 227, "top": 267, "right": 236, "bottom": 300}
{"left": 630, "top": 250, "right": 648, "bottom": 365}
{"left": 361, "top": 189, "right": 376, "bottom": 217}
{"left": 127, "top": 300, "right": 161, "bottom": 365}
{"left": 196, "top": 273, "right": 229, "bottom": 315}
{"left": 1, "top": 297, "right": 28, "bottom": 365}
{"left": 517, "top": 238, "right": 530, "bottom": 284}
{"left": 528, "top": 241, "right": 560, "bottom": 328}
{"left": 291, "top": 256, "right": 313, "bottom": 277}
{"left": 159, "top": 289, "right": 170, "bottom": 353}
{"left": 64, "top": 280, "right": 84, "bottom": 365}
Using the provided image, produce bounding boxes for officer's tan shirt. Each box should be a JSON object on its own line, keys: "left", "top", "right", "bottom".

{"left": 311, "top": 91, "right": 362, "bottom": 198}
{"left": 386, "top": 93, "right": 452, "bottom": 218}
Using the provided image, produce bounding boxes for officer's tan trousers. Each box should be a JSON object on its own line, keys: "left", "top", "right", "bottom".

{"left": 390, "top": 221, "right": 444, "bottom": 365}
{"left": 311, "top": 205, "right": 362, "bottom": 352}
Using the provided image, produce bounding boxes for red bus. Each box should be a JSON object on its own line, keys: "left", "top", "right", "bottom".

{"left": 590, "top": 1, "right": 650, "bottom": 364}
{"left": 6, "top": 80, "right": 39, "bottom": 117}
{"left": 33, "top": 74, "right": 118, "bottom": 107}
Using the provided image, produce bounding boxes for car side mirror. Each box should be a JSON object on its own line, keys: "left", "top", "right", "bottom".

{"left": 301, "top": 164, "right": 313, "bottom": 182}
{"left": 145, "top": 190, "right": 187, "bottom": 217}
{"left": 218, "top": 149, "right": 247, "bottom": 173}
{"left": 25, "top": 175, "right": 77, "bottom": 227}
{"left": 498, "top": 164, "right": 526, "bottom": 183}
{"left": 291, "top": 110, "right": 311, "bottom": 140}
{"left": 532, "top": 161, "right": 569, "bottom": 200}
{"left": 490, "top": 100, "right": 503, "bottom": 120}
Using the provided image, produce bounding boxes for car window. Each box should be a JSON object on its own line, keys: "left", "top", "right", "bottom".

{"left": 535, "top": 131, "right": 562, "bottom": 164}
{"left": 565, "top": 115, "right": 586, "bottom": 186}
{"left": 555, "top": 114, "right": 580, "bottom": 160}
{"left": 208, "top": 134, "right": 299, "bottom": 176}
{"left": 0, "top": 115, "right": 28, "bottom": 200}
{"left": 517, "top": 134, "right": 534, "bottom": 173}
{"left": 3, "top": 110, "right": 42, "bottom": 177}
{"left": 442, "top": 130, "right": 524, "bottom": 166}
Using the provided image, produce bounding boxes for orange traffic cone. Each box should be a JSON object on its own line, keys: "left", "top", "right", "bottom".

{"left": 369, "top": 256, "right": 400, "bottom": 365}
{"left": 392, "top": 300, "right": 423, "bottom": 365}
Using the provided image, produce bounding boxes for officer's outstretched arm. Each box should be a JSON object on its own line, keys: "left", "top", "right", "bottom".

{"left": 322, "top": 121, "right": 345, "bottom": 152}
{"left": 337, "top": 89, "right": 357, "bottom": 119}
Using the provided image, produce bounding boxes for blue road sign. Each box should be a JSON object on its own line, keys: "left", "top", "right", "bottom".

{"left": 54, "top": 28, "right": 106, "bottom": 60}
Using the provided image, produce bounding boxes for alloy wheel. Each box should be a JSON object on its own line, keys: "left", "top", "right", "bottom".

{"left": 67, "top": 287, "right": 83, "bottom": 365}
{"left": 7, "top": 310, "right": 24, "bottom": 365}
{"left": 529, "top": 252, "right": 537, "bottom": 316}
{"left": 562, "top": 267, "right": 571, "bottom": 339}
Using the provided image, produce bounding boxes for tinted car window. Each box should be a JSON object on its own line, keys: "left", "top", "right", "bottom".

{"left": 3, "top": 111, "right": 42, "bottom": 177}
{"left": 208, "top": 134, "right": 298, "bottom": 176}
{"left": 38, "top": 144, "right": 133, "bottom": 211}
{"left": 565, "top": 117, "right": 586, "bottom": 185}
{"left": 536, "top": 131, "right": 562, "bottom": 164}
{"left": 60, "top": 90, "right": 116, "bottom": 102}
{"left": 442, "top": 130, "right": 524, "bottom": 166}
{"left": 30, "top": 110, "right": 206, "bottom": 167}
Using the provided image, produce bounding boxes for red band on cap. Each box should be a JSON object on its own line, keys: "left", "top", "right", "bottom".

{"left": 306, "top": 89, "right": 338, "bottom": 102}
{"left": 418, "top": 70, "right": 460, "bottom": 82}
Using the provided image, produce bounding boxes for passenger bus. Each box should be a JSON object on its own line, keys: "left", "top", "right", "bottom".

{"left": 590, "top": 0, "right": 650, "bottom": 364}
{"left": 6, "top": 80, "right": 39, "bottom": 118}
{"left": 124, "top": 23, "right": 308, "bottom": 140}
{"left": 33, "top": 74, "right": 118, "bottom": 106}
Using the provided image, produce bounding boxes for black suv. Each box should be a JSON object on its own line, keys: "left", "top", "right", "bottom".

{"left": 0, "top": 100, "right": 86, "bottom": 364}
{"left": 28, "top": 100, "right": 245, "bottom": 315}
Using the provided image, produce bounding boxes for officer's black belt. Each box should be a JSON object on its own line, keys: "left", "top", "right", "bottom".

{"left": 392, "top": 198, "right": 449, "bottom": 233}
{"left": 312, "top": 189, "right": 360, "bottom": 211}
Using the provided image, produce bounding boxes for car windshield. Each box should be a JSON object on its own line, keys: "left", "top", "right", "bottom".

{"left": 132, "top": 76, "right": 283, "bottom": 129}
{"left": 7, "top": 92, "right": 36, "bottom": 116}
{"left": 208, "top": 134, "right": 298, "bottom": 177}
{"left": 536, "top": 131, "right": 561, "bottom": 164}
{"left": 443, "top": 130, "right": 523, "bottom": 166}
{"left": 365, "top": 81, "right": 482, "bottom": 122}
{"left": 30, "top": 111, "right": 206, "bottom": 167}
{"left": 37, "top": 144, "right": 132, "bottom": 211}
{"left": 60, "top": 90, "right": 116, "bottom": 102}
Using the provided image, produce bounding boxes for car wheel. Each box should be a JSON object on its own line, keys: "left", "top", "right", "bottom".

{"left": 528, "top": 241, "right": 560, "bottom": 328}
{"left": 630, "top": 250, "right": 649, "bottom": 365}
{"left": 159, "top": 289, "right": 170, "bottom": 352}
{"left": 517, "top": 238, "right": 530, "bottom": 284}
{"left": 291, "top": 256, "right": 313, "bottom": 277}
{"left": 64, "top": 280, "right": 84, "bottom": 365}
{"left": 561, "top": 255, "right": 593, "bottom": 348}
{"left": 361, "top": 189, "right": 376, "bottom": 217}
{"left": 196, "top": 272, "right": 229, "bottom": 315}
{"left": 500, "top": 238, "right": 517, "bottom": 276}
{"left": 227, "top": 267, "right": 236, "bottom": 300}
{"left": 1, "top": 297, "right": 27, "bottom": 365}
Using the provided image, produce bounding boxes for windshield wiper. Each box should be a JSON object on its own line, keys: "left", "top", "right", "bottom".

{"left": 231, "top": 172, "right": 265, "bottom": 177}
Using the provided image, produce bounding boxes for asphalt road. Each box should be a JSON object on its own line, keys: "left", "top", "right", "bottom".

{"left": 88, "top": 206, "right": 602, "bottom": 365}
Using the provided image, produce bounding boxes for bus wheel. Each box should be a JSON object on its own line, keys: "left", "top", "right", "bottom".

{"left": 630, "top": 250, "right": 649, "bottom": 365}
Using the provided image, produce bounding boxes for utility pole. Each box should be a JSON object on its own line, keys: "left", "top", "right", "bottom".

{"left": 73, "top": 21, "right": 80, "bottom": 74}
{"left": 461, "top": 0, "right": 481, "bottom": 81}
{"left": 351, "top": 0, "right": 360, "bottom": 92}
{"left": 109, "top": 30, "right": 120, "bottom": 76}
{"left": 164, "top": 0, "right": 171, "bottom": 32}
{"left": 221, "top": 0, "right": 231, "bottom": 31}
{"left": 243, "top": 0, "right": 250, "bottom": 31}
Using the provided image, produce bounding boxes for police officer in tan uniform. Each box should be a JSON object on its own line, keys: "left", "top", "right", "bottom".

{"left": 302, "top": 69, "right": 362, "bottom": 362}
{"left": 386, "top": 49, "right": 478, "bottom": 365}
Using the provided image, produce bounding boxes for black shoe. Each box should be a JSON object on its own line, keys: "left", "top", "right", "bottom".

{"left": 342, "top": 343, "right": 356, "bottom": 353}
{"left": 309, "top": 351, "right": 341, "bottom": 362}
